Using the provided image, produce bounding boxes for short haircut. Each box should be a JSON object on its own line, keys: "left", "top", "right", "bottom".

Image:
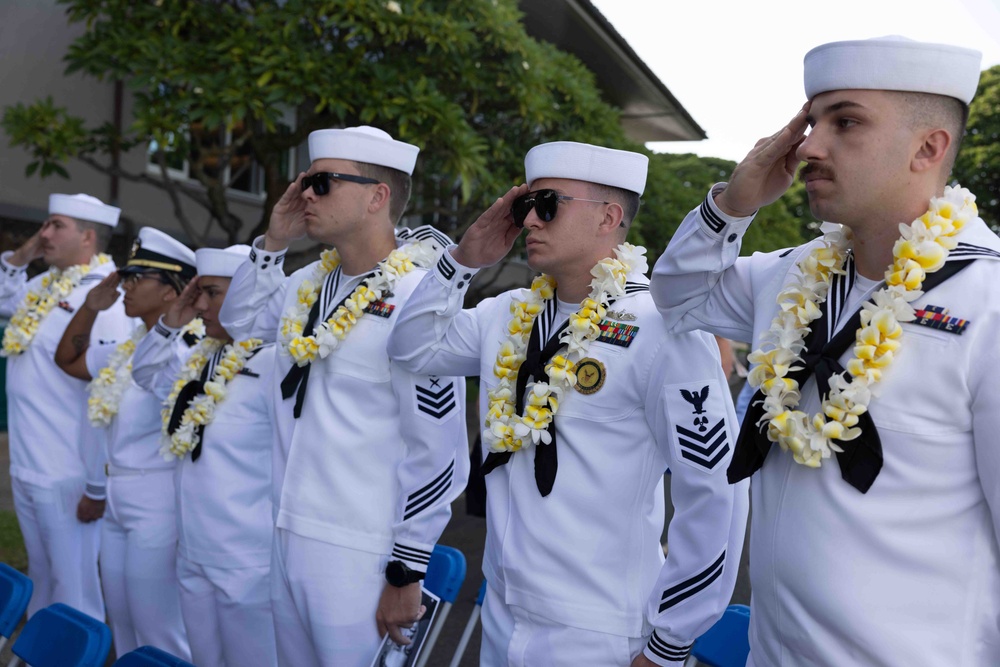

{"left": 590, "top": 183, "right": 641, "bottom": 228}
{"left": 73, "top": 218, "right": 113, "bottom": 252}
{"left": 352, "top": 161, "right": 412, "bottom": 224}
{"left": 895, "top": 91, "right": 969, "bottom": 174}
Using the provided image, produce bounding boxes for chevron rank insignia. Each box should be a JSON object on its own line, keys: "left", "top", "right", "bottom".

{"left": 912, "top": 305, "right": 969, "bottom": 335}
{"left": 665, "top": 380, "right": 731, "bottom": 473}
{"left": 414, "top": 376, "right": 457, "bottom": 422}
{"left": 597, "top": 320, "right": 639, "bottom": 347}
{"left": 364, "top": 300, "right": 395, "bottom": 318}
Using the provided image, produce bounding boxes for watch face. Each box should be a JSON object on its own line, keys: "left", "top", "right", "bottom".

{"left": 386, "top": 560, "right": 409, "bottom": 587}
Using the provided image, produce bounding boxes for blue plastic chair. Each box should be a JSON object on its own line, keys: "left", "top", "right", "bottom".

{"left": 0, "top": 564, "right": 32, "bottom": 652}
{"left": 448, "top": 579, "right": 487, "bottom": 667}
{"left": 414, "top": 545, "right": 467, "bottom": 667}
{"left": 113, "top": 645, "right": 196, "bottom": 667}
{"left": 7, "top": 603, "right": 111, "bottom": 667}
{"left": 690, "top": 604, "right": 750, "bottom": 667}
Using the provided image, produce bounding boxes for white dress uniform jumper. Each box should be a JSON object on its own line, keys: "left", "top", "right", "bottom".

{"left": 220, "top": 226, "right": 469, "bottom": 667}
{"left": 388, "top": 249, "right": 748, "bottom": 666}
{"left": 0, "top": 194, "right": 132, "bottom": 620}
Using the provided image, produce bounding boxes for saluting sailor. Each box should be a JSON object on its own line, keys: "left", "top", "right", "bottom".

{"left": 0, "top": 193, "right": 132, "bottom": 619}
{"left": 218, "top": 126, "right": 469, "bottom": 667}
{"left": 55, "top": 227, "right": 193, "bottom": 659}
{"left": 651, "top": 37, "right": 1000, "bottom": 666}
{"left": 387, "top": 141, "right": 749, "bottom": 667}
{"left": 129, "top": 244, "right": 278, "bottom": 667}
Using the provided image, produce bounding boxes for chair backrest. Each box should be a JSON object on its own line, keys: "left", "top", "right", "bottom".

{"left": 113, "top": 645, "right": 196, "bottom": 667}
{"left": 691, "top": 604, "right": 751, "bottom": 667}
{"left": 11, "top": 603, "right": 111, "bottom": 667}
{"left": 424, "top": 545, "right": 467, "bottom": 604}
{"left": 0, "top": 564, "right": 32, "bottom": 639}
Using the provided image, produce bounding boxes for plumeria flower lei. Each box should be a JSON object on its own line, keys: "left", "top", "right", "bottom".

{"left": 161, "top": 337, "right": 263, "bottom": 460}
{"left": 86, "top": 324, "right": 147, "bottom": 427}
{"left": 161, "top": 336, "right": 226, "bottom": 434}
{"left": 87, "top": 318, "right": 205, "bottom": 427}
{"left": 1, "top": 254, "right": 112, "bottom": 357}
{"left": 279, "top": 239, "right": 438, "bottom": 366}
{"left": 748, "top": 184, "right": 977, "bottom": 468}
{"left": 483, "top": 243, "right": 647, "bottom": 453}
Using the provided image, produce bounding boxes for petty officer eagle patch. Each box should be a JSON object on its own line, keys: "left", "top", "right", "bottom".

{"left": 665, "top": 380, "right": 731, "bottom": 473}
{"left": 414, "top": 376, "right": 458, "bottom": 423}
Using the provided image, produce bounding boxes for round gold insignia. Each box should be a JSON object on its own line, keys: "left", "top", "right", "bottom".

{"left": 574, "top": 358, "right": 606, "bottom": 395}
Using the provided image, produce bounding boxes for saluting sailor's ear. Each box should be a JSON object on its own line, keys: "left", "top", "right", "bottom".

{"left": 367, "top": 182, "right": 392, "bottom": 216}
{"left": 597, "top": 201, "right": 625, "bottom": 236}
{"left": 911, "top": 128, "right": 952, "bottom": 173}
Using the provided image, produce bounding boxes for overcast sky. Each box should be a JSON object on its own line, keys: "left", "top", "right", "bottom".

{"left": 590, "top": 0, "right": 1000, "bottom": 162}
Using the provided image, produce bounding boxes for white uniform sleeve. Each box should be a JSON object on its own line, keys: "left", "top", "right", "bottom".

{"left": 81, "top": 423, "right": 109, "bottom": 501}
{"left": 218, "top": 237, "right": 289, "bottom": 342}
{"left": 388, "top": 364, "right": 470, "bottom": 574}
{"left": 131, "top": 317, "right": 186, "bottom": 401}
{"left": 641, "top": 332, "right": 749, "bottom": 666}
{"left": 650, "top": 185, "right": 759, "bottom": 343}
{"left": 0, "top": 251, "right": 31, "bottom": 318}
{"left": 387, "top": 247, "right": 488, "bottom": 378}
{"left": 970, "top": 308, "right": 1000, "bottom": 558}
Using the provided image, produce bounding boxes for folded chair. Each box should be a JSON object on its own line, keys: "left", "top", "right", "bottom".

{"left": 414, "top": 544, "right": 467, "bottom": 667}
{"left": 113, "top": 645, "right": 196, "bottom": 667}
{"left": 7, "top": 603, "right": 110, "bottom": 667}
{"left": 0, "top": 564, "right": 32, "bottom": 653}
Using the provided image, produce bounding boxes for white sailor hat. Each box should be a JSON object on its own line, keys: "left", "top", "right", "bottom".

{"left": 308, "top": 126, "right": 420, "bottom": 175}
{"left": 195, "top": 245, "right": 251, "bottom": 278}
{"left": 121, "top": 227, "right": 196, "bottom": 279}
{"left": 49, "top": 193, "right": 121, "bottom": 227}
{"left": 524, "top": 141, "right": 649, "bottom": 195}
{"left": 804, "top": 36, "right": 982, "bottom": 104}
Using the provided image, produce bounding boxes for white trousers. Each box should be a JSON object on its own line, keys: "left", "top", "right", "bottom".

{"left": 480, "top": 582, "right": 646, "bottom": 667}
{"left": 101, "top": 471, "right": 190, "bottom": 659}
{"left": 12, "top": 476, "right": 103, "bottom": 619}
{"left": 177, "top": 555, "right": 276, "bottom": 667}
{"left": 270, "top": 528, "right": 385, "bottom": 667}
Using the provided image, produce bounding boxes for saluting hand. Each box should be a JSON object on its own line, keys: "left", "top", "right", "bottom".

{"left": 83, "top": 273, "right": 122, "bottom": 312}
{"left": 9, "top": 230, "right": 46, "bottom": 267}
{"left": 715, "top": 104, "right": 810, "bottom": 218}
{"left": 163, "top": 277, "right": 201, "bottom": 329}
{"left": 451, "top": 183, "right": 530, "bottom": 269}
{"left": 264, "top": 173, "right": 309, "bottom": 251}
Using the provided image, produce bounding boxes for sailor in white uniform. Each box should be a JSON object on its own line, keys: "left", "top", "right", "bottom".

{"left": 55, "top": 226, "right": 194, "bottom": 658}
{"left": 388, "top": 141, "right": 748, "bottom": 666}
{"left": 130, "top": 244, "right": 278, "bottom": 667}
{"left": 0, "top": 193, "right": 132, "bottom": 619}
{"left": 218, "top": 127, "right": 469, "bottom": 667}
{"left": 651, "top": 37, "right": 1000, "bottom": 666}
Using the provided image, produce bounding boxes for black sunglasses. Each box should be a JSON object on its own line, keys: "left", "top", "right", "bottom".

{"left": 301, "top": 172, "right": 381, "bottom": 196}
{"left": 510, "top": 189, "right": 609, "bottom": 228}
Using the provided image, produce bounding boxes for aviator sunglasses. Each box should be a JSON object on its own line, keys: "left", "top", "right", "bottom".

{"left": 510, "top": 189, "right": 609, "bottom": 228}
{"left": 301, "top": 171, "right": 381, "bottom": 196}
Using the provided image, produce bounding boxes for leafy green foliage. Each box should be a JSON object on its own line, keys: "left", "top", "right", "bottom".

{"left": 953, "top": 64, "right": 1000, "bottom": 232}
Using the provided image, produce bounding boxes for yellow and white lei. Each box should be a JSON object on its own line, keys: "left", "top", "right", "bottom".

{"left": 747, "top": 185, "right": 977, "bottom": 468}
{"left": 279, "top": 240, "right": 438, "bottom": 366}
{"left": 483, "top": 243, "right": 647, "bottom": 453}
{"left": 161, "top": 337, "right": 263, "bottom": 460}
{"left": 88, "top": 318, "right": 205, "bottom": 427}
{"left": 86, "top": 325, "right": 146, "bottom": 427}
{"left": 1, "top": 254, "right": 112, "bottom": 357}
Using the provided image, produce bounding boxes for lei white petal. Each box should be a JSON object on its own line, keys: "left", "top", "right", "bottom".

{"left": 748, "top": 185, "right": 977, "bottom": 468}
{"left": 1, "top": 254, "right": 112, "bottom": 357}
{"left": 483, "top": 244, "right": 645, "bottom": 454}
{"left": 278, "top": 239, "right": 438, "bottom": 366}
{"left": 87, "top": 318, "right": 205, "bottom": 427}
{"left": 161, "top": 337, "right": 263, "bottom": 460}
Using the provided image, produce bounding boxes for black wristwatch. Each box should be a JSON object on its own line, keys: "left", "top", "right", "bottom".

{"left": 385, "top": 560, "right": 425, "bottom": 587}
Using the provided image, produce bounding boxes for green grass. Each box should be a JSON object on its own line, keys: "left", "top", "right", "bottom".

{"left": 0, "top": 510, "right": 27, "bottom": 572}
